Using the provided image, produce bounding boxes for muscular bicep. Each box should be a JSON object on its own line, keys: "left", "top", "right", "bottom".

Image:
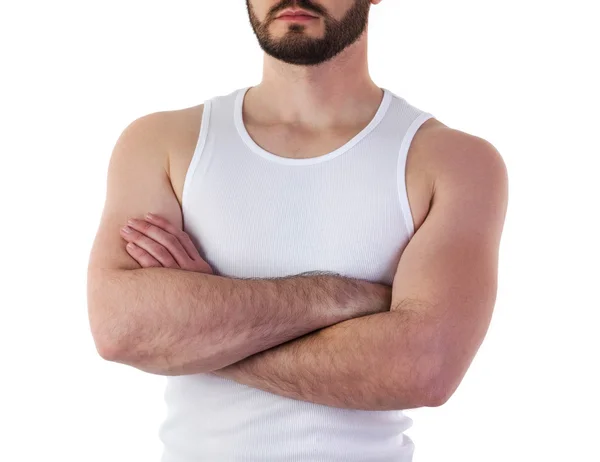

{"left": 87, "top": 112, "right": 182, "bottom": 275}
{"left": 390, "top": 130, "right": 508, "bottom": 401}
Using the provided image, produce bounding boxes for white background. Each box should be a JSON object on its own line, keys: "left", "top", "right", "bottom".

{"left": 1, "top": 1, "right": 598, "bottom": 461}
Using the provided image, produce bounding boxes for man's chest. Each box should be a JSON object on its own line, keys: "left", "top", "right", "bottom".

{"left": 167, "top": 104, "right": 436, "bottom": 235}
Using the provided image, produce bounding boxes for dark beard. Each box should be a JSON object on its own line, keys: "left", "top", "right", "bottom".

{"left": 246, "top": 0, "right": 371, "bottom": 66}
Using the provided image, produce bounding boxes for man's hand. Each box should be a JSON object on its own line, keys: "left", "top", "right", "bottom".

{"left": 119, "top": 212, "right": 213, "bottom": 274}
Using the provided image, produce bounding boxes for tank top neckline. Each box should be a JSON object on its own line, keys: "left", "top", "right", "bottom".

{"left": 233, "top": 86, "right": 392, "bottom": 166}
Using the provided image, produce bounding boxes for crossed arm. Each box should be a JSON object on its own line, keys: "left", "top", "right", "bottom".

{"left": 208, "top": 134, "right": 508, "bottom": 410}
{"left": 94, "top": 124, "right": 507, "bottom": 411}
{"left": 212, "top": 305, "right": 442, "bottom": 410}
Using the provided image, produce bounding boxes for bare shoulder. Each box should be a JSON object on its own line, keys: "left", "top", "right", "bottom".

{"left": 157, "top": 103, "right": 205, "bottom": 165}
{"left": 412, "top": 118, "right": 508, "bottom": 201}
{"left": 120, "top": 103, "right": 203, "bottom": 211}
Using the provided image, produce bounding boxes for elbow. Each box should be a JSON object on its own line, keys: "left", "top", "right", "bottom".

{"left": 87, "top": 269, "right": 135, "bottom": 363}
{"left": 411, "top": 354, "right": 454, "bottom": 408}
{"left": 89, "top": 310, "right": 144, "bottom": 366}
{"left": 419, "top": 349, "right": 472, "bottom": 407}
{"left": 95, "top": 336, "right": 124, "bottom": 362}
{"left": 88, "top": 300, "right": 129, "bottom": 363}
{"left": 89, "top": 316, "right": 128, "bottom": 362}
{"left": 419, "top": 374, "right": 453, "bottom": 407}
{"left": 92, "top": 328, "right": 151, "bottom": 370}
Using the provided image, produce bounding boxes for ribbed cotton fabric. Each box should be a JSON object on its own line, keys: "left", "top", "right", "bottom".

{"left": 159, "top": 86, "right": 434, "bottom": 462}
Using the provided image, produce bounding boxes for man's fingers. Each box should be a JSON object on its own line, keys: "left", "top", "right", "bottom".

{"left": 145, "top": 213, "right": 201, "bottom": 261}
{"left": 120, "top": 226, "right": 179, "bottom": 268}
{"left": 125, "top": 242, "right": 163, "bottom": 268}
{"left": 124, "top": 218, "right": 190, "bottom": 267}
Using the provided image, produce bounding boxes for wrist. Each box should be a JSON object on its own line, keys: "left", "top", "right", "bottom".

{"left": 341, "top": 279, "right": 391, "bottom": 318}
{"left": 375, "top": 283, "right": 392, "bottom": 312}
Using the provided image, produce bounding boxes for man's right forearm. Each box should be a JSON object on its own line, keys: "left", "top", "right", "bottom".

{"left": 88, "top": 267, "right": 391, "bottom": 376}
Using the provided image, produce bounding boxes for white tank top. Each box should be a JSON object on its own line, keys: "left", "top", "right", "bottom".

{"left": 159, "top": 86, "right": 434, "bottom": 462}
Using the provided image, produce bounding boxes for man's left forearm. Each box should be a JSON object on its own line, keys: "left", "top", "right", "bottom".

{"left": 212, "top": 309, "right": 444, "bottom": 410}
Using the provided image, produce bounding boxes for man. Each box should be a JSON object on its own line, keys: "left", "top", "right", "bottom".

{"left": 87, "top": 0, "right": 508, "bottom": 460}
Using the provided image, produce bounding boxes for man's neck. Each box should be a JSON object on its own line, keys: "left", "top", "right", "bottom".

{"left": 248, "top": 38, "right": 382, "bottom": 129}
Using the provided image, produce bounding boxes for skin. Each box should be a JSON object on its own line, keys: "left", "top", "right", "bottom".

{"left": 113, "top": 0, "right": 508, "bottom": 408}
{"left": 239, "top": 0, "right": 385, "bottom": 157}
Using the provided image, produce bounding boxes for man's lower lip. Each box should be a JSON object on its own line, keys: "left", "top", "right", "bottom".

{"left": 277, "top": 15, "right": 318, "bottom": 21}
